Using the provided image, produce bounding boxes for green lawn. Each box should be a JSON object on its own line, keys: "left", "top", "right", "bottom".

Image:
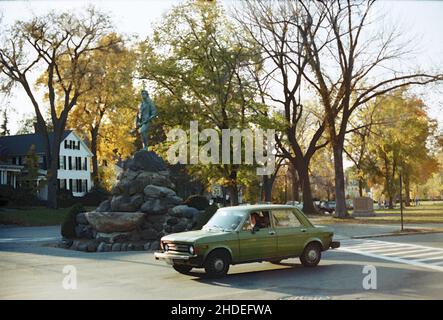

{"left": 0, "top": 206, "right": 96, "bottom": 227}
{"left": 309, "top": 201, "right": 443, "bottom": 225}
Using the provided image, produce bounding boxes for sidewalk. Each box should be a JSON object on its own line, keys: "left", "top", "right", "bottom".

{"left": 311, "top": 222, "right": 443, "bottom": 240}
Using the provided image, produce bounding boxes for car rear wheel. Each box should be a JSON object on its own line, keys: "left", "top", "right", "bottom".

{"left": 173, "top": 264, "right": 193, "bottom": 275}
{"left": 300, "top": 242, "right": 322, "bottom": 267}
{"left": 204, "top": 251, "right": 230, "bottom": 278}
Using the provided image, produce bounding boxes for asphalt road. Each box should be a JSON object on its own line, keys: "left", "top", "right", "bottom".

{"left": 1, "top": 225, "right": 443, "bottom": 300}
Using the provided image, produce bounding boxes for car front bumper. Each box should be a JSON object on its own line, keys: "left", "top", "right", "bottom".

{"left": 330, "top": 241, "right": 340, "bottom": 249}
{"left": 154, "top": 251, "right": 202, "bottom": 266}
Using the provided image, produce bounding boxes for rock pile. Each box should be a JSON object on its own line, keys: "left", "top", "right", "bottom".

{"left": 63, "top": 150, "right": 207, "bottom": 252}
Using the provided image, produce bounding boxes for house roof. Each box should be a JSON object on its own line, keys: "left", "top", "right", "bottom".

{"left": 0, "top": 130, "right": 72, "bottom": 156}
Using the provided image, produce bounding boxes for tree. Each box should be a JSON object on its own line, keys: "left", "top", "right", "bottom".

{"left": 0, "top": 108, "right": 9, "bottom": 136}
{"left": 344, "top": 100, "right": 379, "bottom": 197}
{"left": 61, "top": 33, "right": 137, "bottom": 186}
{"left": 18, "top": 144, "right": 45, "bottom": 195}
{"left": 0, "top": 7, "right": 117, "bottom": 207}
{"left": 235, "top": 1, "right": 328, "bottom": 213}
{"left": 365, "top": 90, "right": 439, "bottom": 208}
{"left": 138, "top": 0, "right": 265, "bottom": 205}
{"left": 299, "top": 0, "right": 442, "bottom": 217}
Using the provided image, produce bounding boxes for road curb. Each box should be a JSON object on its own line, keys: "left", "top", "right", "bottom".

{"left": 351, "top": 230, "right": 443, "bottom": 239}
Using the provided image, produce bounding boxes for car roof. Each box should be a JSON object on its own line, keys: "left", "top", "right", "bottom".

{"left": 218, "top": 204, "right": 299, "bottom": 212}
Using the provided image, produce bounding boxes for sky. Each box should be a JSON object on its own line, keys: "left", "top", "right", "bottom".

{"left": 1, "top": 0, "right": 443, "bottom": 134}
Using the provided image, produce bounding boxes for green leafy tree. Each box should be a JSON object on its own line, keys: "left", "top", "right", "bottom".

{"left": 366, "top": 90, "right": 439, "bottom": 208}
{"left": 138, "top": 0, "right": 265, "bottom": 205}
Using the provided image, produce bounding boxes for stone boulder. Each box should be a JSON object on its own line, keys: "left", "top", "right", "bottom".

{"left": 110, "top": 194, "right": 144, "bottom": 212}
{"left": 170, "top": 205, "right": 200, "bottom": 219}
{"left": 144, "top": 185, "right": 176, "bottom": 199}
{"left": 96, "top": 200, "right": 111, "bottom": 212}
{"left": 124, "top": 150, "right": 167, "bottom": 172}
{"left": 85, "top": 211, "right": 145, "bottom": 233}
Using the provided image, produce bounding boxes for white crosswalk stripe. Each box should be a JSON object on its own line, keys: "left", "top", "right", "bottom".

{"left": 336, "top": 239, "right": 443, "bottom": 272}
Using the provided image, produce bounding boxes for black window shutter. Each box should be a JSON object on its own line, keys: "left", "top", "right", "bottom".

{"left": 63, "top": 156, "right": 66, "bottom": 169}
{"left": 85, "top": 179, "right": 88, "bottom": 192}
{"left": 68, "top": 157, "right": 72, "bottom": 170}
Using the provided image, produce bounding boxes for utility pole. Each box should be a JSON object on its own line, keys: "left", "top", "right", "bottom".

{"left": 400, "top": 172, "right": 404, "bottom": 231}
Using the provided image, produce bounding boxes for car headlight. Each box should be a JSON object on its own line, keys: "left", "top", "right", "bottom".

{"left": 189, "top": 245, "right": 195, "bottom": 255}
{"left": 164, "top": 244, "right": 169, "bottom": 251}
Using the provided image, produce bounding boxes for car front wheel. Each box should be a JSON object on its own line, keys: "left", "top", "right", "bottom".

{"left": 173, "top": 264, "right": 193, "bottom": 275}
{"left": 204, "top": 251, "right": 230, "bottom": 277}
{"left": 300, "top": 242, "right": 322, "bottom": 267}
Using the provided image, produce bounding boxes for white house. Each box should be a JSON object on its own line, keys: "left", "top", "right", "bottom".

{"left": 0, "top": 130, "right": 93, "bottom": 200}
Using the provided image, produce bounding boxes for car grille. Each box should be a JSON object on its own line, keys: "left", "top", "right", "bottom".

{"left": 164, "top": 242, "right": 189, "bottom": 253}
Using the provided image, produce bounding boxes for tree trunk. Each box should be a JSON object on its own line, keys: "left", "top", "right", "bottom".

{"left": 262, "top": 175, "right": 273, "bottom": 203}
{"left": 296, "top": 161, "right": 316, "bottom": 214}
{"left": 358, "top": 179, "right": 363, "bottom": 197}
{"left": 228, "top": 184, "right": 239, "bottom": 206}
{"left": 90, "top": 127, "right": 99, "bottom": 185}
{"left": 289, "top": 164, "right": 300, "bottom": 202}
{"left": 46, "top": 130, "right": 62, "bottom": 209}
{"left": 388, "top": 195, "right": 394, "bottom": 209}
{"left": 332, "top": 142, "right": 348, "bottom": 217}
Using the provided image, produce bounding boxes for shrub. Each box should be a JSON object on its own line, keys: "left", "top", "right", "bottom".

{"left": 57, "top": 189, "right": 77, "bottom": 208}
{"left": 184, "top": 194, "right": 209, "bottom": 210}
{"left": 78, "top": 186, "right": 110, "bottom": 207}
{"left": 0, "top": 185, "right": 43, "bottom": 206}
{"left": 0, "top": 185, "right": 14, "bottom": 206}
{"left": 194, "top": 203, "right": 219, "bottom": 230}
{"left": 60, "top": 203, "right": 85, "bottom": 239}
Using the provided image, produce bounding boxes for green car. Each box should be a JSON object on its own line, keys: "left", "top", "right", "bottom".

{"left": 154, "top": 204, "right": 340, "bottom": 277}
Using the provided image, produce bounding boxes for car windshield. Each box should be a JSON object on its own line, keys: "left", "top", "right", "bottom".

{"left": 203, "top": 210, "right": 245, "bottom": 231}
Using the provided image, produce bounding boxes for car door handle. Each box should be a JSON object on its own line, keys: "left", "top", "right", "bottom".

{"left": 269, "top": 231, "right": 276, "bottom": 235}
{"left": 300, "top": 229, "right": 307, "bottom": 232}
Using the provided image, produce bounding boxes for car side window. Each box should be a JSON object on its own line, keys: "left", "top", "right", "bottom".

{"left": 272, "top": 210, "right": 302, "bottom": 228}
{"left": 241, "top": 211, "right": 272, "bottom": 231}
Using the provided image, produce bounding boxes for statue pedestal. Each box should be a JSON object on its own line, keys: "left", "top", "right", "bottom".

{"left": 64, "top": 150, "right": 202, "bottom": 253}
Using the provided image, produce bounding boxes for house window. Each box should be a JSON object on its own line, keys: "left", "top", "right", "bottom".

{"left": 75, "top": 179, "right": 84, "bottom": 193}
{"left": 58, "top": 179, "right": 67, "bottom": 190}
{"left": 64, "top": 140, "right": 68, "bottom": 149}
{"left": 59, "top": 156, "right": 65, "bottom": 170}
{"left": 77, "top": 141, "right": 81, "bottom": 150}
{"left": 84, "top": 179, "right": 88, "bottom": 192}
{"left": 83, "top": 157, "right": 87, "bottom": 170}
{"left": 68, "top": 156, "right": 72, "bottom": 170}
{"left": 69, "top": 179, "right": 73, "bottom": 191}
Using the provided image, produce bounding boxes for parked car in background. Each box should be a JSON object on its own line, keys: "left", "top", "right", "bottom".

{"left": 318, "top": 201, "right": 336, "bottom": 214}
{"left": 155, "top": 204, "right": 340, "bottom": 277}
{"left": 286, "top": 200, "right": 303, "bottom": 210}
